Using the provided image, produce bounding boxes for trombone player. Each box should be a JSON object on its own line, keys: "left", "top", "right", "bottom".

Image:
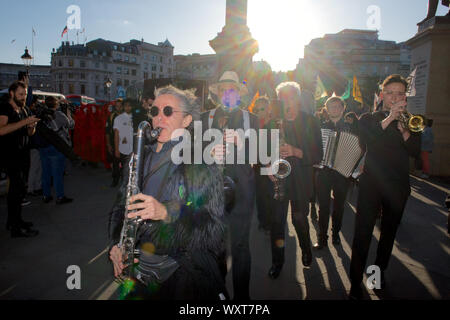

{"left": 349, "top": 74, "right": 422, "bottom": 299}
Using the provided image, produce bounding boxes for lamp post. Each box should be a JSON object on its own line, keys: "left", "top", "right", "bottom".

{"left": 21, "top": 47, "right": 33, "bottom": 71}
{"left": 105, "top": 78, "right": 112, "bottom": 102}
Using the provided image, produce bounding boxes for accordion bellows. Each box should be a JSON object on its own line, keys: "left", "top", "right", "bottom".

{"left": 319, "top": 129, "right": 364, "bottom": 178}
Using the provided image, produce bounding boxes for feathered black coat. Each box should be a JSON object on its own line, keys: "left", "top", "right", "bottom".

{"left": 108, "top": 148, "right": 227, "bottom": 300}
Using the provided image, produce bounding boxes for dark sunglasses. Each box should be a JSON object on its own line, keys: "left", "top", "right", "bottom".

{"left": 150, "top": 106, "right": 187, "bottom": 118}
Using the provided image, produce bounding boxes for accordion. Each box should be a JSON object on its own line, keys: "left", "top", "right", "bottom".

{"left": 318, "top": 129, "right": 364, "bottom": 178}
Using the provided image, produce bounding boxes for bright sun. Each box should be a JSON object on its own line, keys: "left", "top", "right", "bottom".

{"left": 248, "top": 0, "right": 325, "bottom": 72}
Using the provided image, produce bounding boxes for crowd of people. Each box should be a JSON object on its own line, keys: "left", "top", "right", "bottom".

{"left": 0, "top": 69, "right": 438, "bottom": 301}
{"left": 104, "top": 70, "right": 430, "bottom": 301}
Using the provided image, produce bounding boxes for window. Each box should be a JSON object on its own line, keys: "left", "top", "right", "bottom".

{"left": 168, "top": 67, "right": 172, "bottom": 74}
{"left": 95, "top": 74, "right": 99, "bottom": 81}
{"left": 117, "top": 79, "right": 122, "bottom": 86}
{"left": 116, "top": 67, "right": 122, "bottom": 74}
{"left": 81, "top": 73, "right": 85, "bottom": 80}
{"left": 124, "top": 67, "right": 129, "bottom": 75}
{"left": 144, "top": 54, "right": 148, "bottom": 60}
{"left": 124, "top": 79, "right": 129, "bottom": 87}
{"left": 94, "top": 50, "right": 98, "bottom": 55}
{"left": 385, "top": 56, "right": 391, "bottom": 62}
{"left": 80, "top": 60, "right": 86, "bottom": 68}
{"left": 113, "top": 45, "right": 118, "bottom": 51}
{"left": 68, "top": 59, "right": 74, "bottom": 67}
{"left": 144, "top": 72, "right": 148, "bottom": 79}
{"left": 104, "top": 63, "right": 108, "bottom": 69}
{"left": 95, "top": 62, "right": 100, "bottom": 68}
{"left": 59, "top": 73, "right": 63, "bottom": 80}
{"left": 131, "top": 57, "right": 136, "bottom": 63}
{"left": 58, "top": 60, "right": 62, "bottom": 67}
{"left": 121, "top": 47, "right": 125, "bottom": 52}
{"left": 152, "top": 56, "right": 156, "bottom": 62}
{"left": 59, "top": 83, "right": 64, "bottom": 93}
{"left": 151, "top": 64, "right": 157, "bottom": 71}
{"left": 68, "top": 73, "right": 74, "bottom": 79}
{"left": 152, "top": 73, "right": 156, "bottom": 79}
{"left": 95, "top": 85, "right": 99, "bottom": 95}
{"left": 125, "top": 56, "right": 129, "bottom": 62}
{"left": 160, "top": 56, "right": 163, "bottom": 63}
{"left": 81, "top": 84, "right": 86, "bottom": 95}
{"left": 117, "top": 54, "right": 122, "bottom": 60}
{"left": 69, "top": 84, "right": 74, "bottom": 94}
{"left": 131, "top": 69, "right": 137, "bottom": 76}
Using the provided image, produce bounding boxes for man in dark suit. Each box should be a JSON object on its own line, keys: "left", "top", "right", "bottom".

{"left": 349, "top": 74, "right": 421, "bottom": 299}
{"left": 266, "top": 82, "right": 323, "bottom": 279}
{"left": 201, "top": 71, "right": 259, "bottom": 300}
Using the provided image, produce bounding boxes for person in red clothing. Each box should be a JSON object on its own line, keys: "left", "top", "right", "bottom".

{"left": 106, "top": 99, "right": 123, "bottom": 186}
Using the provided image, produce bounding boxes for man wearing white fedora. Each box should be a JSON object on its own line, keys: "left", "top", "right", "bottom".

{"left": 201, "top": 70, "right": 259, "bottom": 300}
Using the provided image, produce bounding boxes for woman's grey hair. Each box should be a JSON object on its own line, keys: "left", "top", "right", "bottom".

{"left": 275, "top": 81, "right": 302, "bottom": 98}
{"left": 154, "top": 85, "right": 200, "bottom": 122}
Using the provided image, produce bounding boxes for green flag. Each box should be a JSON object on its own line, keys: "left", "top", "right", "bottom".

{"left": 314, "top": 76, "right": 327, "bottom": 100}
{"left": 341, "top": 80, "right": 351, "bottom": 100}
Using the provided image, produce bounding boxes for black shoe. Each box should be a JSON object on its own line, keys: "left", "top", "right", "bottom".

{"left": 302, "top": 250, "right": 313, "bottom": 267}
{"left": 349, "top": 285, "right": 363, "bottom": 300}
{"left": 11, "top": 227, "right": 39, "bottom": 238}
{"left": 313, "top": 238, "right": 328, "bottom": 250}
{"left": 268, "top": 264, "right": 283, "bottom": 279}
{"left": 56, "top": 196, "right": 73, "bottom": 205}
{"left": 43, "top": 196, "right": 53, "bottom": 203}
{"left": 21, "top": 198, "right": 31, "bottom": 207}
{"left": 6, "top": 220, "right": 34, "bottom": 231}
{"left": 372, "top": 270, "right": 386, "bottom": 290}
{"left": 332, "top": 234, "right": 341, "bottom": 245}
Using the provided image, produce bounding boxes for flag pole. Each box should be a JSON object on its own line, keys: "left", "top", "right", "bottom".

{"left": 32, "top": 28, "right": 34, "bottom": 65}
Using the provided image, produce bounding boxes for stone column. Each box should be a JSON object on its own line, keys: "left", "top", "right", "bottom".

{"left": 407, "top": 17, "right": 450, "bottom": 176}
{"left": 209, "top": 0, "right": 258, "bottom": 82}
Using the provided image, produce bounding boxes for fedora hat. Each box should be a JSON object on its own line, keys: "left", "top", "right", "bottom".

{"left": 209, "top": 71, "right": 248, "bottom": 97}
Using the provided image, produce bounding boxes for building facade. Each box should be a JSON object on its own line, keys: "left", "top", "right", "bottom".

{"left": 50, "top": 38, "right": 175, "bottom": 101}
{"left": 296, "top": 29, "right": 411, "bottom": 102}
{"left": 0, "top": 63, "right": 53, "bottom": 91}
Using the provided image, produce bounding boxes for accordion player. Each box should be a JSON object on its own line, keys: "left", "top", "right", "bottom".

{"left": 314, "top": 96, "right": 363, "bottom": 249}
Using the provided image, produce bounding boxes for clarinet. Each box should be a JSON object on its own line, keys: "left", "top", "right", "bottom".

{"left": 118, "top": 121, "right": 162, "bottom": 280}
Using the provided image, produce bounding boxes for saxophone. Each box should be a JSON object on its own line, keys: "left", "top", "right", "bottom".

{"left": 118, "top": 121, "right": 161, "bottom": 281}
{"left": 271, "top": 118, "right": 291, "bottom": 201}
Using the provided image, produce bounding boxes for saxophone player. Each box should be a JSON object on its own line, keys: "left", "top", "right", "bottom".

{"left": 349, "top": 74, "right": 421, "bottom": 299}
{"left": 266, "top": 82, "right": 323, "bottom": 279}
{"left": 108, "top": 85, "right": 227, "bottom": 300}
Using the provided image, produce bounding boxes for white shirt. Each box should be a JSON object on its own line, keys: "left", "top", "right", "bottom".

{"left": 113, "top": 112, "right": 133, "bottom": 155}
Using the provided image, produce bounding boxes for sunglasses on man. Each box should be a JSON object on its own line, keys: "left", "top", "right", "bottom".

{"left": 150, "top": 106, "right": 187, "bottom": 118}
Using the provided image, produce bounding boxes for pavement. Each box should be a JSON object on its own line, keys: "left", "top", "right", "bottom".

{"left": 0, "top": 164, "right": 449, "bottom": 300}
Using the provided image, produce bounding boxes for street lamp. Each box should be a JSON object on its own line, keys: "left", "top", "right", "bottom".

{"left": 21, "top": 47, "right": 33, "bottom": 70}
{"left": 105, "top": 78, "right": 112, "bottom": 102}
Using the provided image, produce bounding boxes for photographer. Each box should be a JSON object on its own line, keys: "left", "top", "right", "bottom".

{"left": 39, "top": 96, "right": 74, "bottom": 205}
{"left": 0, "top": 81, "right": 39, "bottom": 238}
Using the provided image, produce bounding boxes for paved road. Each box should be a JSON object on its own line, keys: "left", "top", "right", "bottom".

{"left": 0, "top": 165, "right": 449, "bottom": 300}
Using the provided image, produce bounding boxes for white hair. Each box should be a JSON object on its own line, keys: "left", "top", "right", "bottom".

{"left": 276, "top": 81, "right": 302, "bottom": 98}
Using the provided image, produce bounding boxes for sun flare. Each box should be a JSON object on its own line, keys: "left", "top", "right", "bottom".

{"left": 248, "top": 0, "right": 325, "bottom": 72}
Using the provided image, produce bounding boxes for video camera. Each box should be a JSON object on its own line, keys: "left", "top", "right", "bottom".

{"left": 59, "top": 101, "right": 77, "bottom": 115}
{"left": 33, "top": 102, "right": 56, "bottom": 122}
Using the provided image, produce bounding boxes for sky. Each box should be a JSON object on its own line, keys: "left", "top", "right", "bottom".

{"left": 0, "top": 0, "right": 447, "bottom": 72}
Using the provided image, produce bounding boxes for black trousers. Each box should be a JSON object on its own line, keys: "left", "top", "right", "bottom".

{"left": 6, "top": 166, "right": 26, "bottom": 228}
{"left": 317, "top": 168, "right": 350, "bottom": 239}
{"left": 254, "top": 166, "right": 271, "bottom": 229}
{"left": 349, "top": 175, "right": 409, "bottom": 287}
{"left": 270, "top": 197, "right": 311, "bottom": 267}
{"left": 220, "top": 168, "right": 255, "bottom": 300}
